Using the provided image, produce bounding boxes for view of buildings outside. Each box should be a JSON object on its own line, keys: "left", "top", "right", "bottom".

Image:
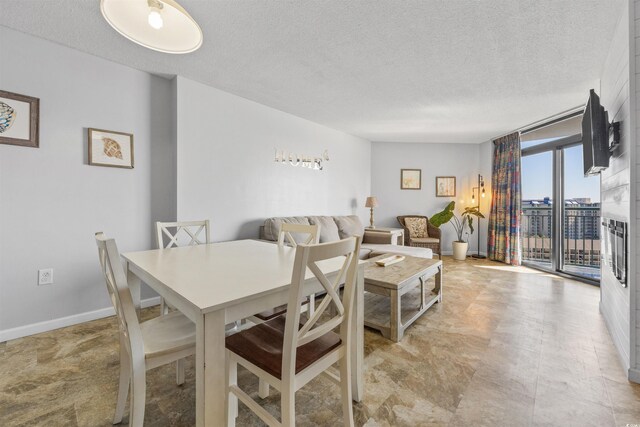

{"left": 521, "top": 144, "right": 601, "bottom": 280}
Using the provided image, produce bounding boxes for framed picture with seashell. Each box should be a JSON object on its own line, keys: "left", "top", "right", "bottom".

{"left": 88, "top": 128, "right": 134, "bottom": 169}
{"left": 0, "top": 90, "right": 39, "bottom": 148}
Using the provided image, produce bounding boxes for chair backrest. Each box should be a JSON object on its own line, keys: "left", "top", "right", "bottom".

{"left": 277, "top": 223, "right": 319, "bottom": 248}
{"left": 282, "top": 236, "right": 361, "bottom": 376}
{"left": 95, "top": 232, "right": 143, "bottom": 361}
{"left": 397, "top": 215, "right": 429, "bottom": 228}
{"left": 155, "top": 220, "right": 211, "bottom": 249}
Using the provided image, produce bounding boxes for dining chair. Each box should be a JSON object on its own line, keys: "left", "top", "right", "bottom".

{"left": 225, "top": 235, "right": 361, "bottom": 426}
{"left": 155, "top": 220, "right": 211, "bottom": 314}
{"left": 252, "top": 222, "right": 320, "bottom": 323}
{"left": 95, "top": 232, "right": 196, "bottom": 427}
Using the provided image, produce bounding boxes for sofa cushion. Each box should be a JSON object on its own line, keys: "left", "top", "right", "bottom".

{"left": 362, "top": 244, "right": 433, "bottom": 259}
{"left": 334, "top": 215, "right": 365, "bottom": 239}
{"left": 308, "top": 216, "right": 341, "bottom": 243}
{"left": 404, "top": 217, "right": 428, "bottom": 238}
{"left": 263, "top": 217, "right": 311, "bottom": 243}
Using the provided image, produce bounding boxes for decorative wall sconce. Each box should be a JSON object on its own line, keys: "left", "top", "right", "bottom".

{"left": 274, "top": 148, "right": 329, "bottom": 171}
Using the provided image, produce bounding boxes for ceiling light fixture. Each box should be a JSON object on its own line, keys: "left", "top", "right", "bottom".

{"left": 147, "top": 0, "right": 164, "bottom": 30}
{"left": 100, "top": 0, "right": 203, "bottom": 54}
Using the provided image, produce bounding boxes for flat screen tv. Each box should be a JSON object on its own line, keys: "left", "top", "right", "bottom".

{"left": 582, "top": 89, "right": 609, "bottom": 176}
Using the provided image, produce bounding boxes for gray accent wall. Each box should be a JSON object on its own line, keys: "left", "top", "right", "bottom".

{"left": 0, "top": 28, "right": 175, "bottom": 335}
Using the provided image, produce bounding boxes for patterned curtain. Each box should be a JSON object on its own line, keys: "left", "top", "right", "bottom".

{"left": 487, "top": 132, "right": 522, "bottom": 265}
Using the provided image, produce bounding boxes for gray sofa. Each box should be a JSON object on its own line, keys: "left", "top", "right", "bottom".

{"left": 260, "top": 215, "right": 433, "bottom": 260}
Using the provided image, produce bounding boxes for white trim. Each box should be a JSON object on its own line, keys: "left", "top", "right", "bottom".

{"left": 0, "top": 296, "right": 161, "bottom": 343}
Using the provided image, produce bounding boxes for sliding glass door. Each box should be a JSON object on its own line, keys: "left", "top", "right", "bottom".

{"left": 521, "top": 135, "right": 601, "bottom": 284}
{"left": 560, "top": 145, "right": 601, "bottom": 280}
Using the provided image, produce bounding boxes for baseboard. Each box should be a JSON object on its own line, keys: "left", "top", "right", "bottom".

{"left": 441, "top": 251, "right": 488, "bottom": 257}
{"left": 629, "top": 367, "right": 640, "bottom": 384}
{"left": 0, "top": 296, "right": 161, "bottom": 343}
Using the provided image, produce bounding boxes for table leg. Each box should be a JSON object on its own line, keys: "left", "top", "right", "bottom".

{"left": 390, "top": 288, "right": 402, "bottom": 342}
{"left": 196, "top": 310, "right": 226, "bottom": 427}
{"left": 126, "top": 262, "right": 141, "bottom": 313}
{"left": 436, "top": 264, "right": 443, "bottom": 303}
{"left": 419, "top": 276, "right": 426, "bottom": 309}
{"left": 350, "top": 264, "right": 364, "bottom": 402}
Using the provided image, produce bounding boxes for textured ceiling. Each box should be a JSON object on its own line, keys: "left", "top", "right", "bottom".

{"left": 0, "top": 0, "right": 625, "bottom": 143}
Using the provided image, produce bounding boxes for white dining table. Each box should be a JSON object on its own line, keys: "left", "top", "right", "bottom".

{"left": 122, "top": 239, "right": 364, "bottom": 427}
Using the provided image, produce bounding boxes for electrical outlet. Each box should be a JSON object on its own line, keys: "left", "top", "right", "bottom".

{"left": 38, "top": 268, "right": 54, "bottom": 286}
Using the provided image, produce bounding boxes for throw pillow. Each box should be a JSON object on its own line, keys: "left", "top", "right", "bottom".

{"left": 308, "top": 216, "right": 341, "bottom": 243}
{"left": 405, "top": 217, "right": 428, "bottom": 238}
{"left": 334, "top": 215, "right": 365, "bottom": 239}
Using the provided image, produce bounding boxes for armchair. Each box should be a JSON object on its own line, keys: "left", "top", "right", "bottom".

{"left": 397, "top": 215, "right": 441, "bottom": 258}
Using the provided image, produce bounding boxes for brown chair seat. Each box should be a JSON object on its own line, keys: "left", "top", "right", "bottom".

{"left": 253, "top": 297, "right": 311, "bottom": 321}
{"left": 225, "top": 316, "right": 341, "bottom": 379}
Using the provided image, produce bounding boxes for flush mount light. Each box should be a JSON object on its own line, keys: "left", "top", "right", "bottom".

{"left": 100, "top": 0, "right": 203, "bottom": 54}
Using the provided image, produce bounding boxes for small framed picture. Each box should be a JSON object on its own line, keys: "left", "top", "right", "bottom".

{"left": 0, "top": 90, "right": 39, "bottom": 148}
{"left": 88, "top": 128, "right": 134, "bottom": 169}
{"left": 401, "top": 169, "right": 422, "bottom": 190}
{"left": 436, "top": 176, "right": 456, "bottom": 197}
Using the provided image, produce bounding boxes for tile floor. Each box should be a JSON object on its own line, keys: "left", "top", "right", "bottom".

{"left": 1, "top": 257, "right": 639, "bottom": 426}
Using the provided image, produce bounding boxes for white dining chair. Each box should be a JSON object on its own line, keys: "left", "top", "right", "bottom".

{"left": 225, "top": 235, "right": 360, "bottom": 427}
{"left": 155, "top": 220, "right": 211, "bottom": 314}
{"left": 252, "top": 223, "right": 320, "bottom": 323}
{"left": 95, "top": 232, "right": 196, "bottom": 427}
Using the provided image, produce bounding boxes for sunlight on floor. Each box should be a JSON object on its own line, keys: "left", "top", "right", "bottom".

{"left": 473, "top": 264, "right": 558, "bottom": 279}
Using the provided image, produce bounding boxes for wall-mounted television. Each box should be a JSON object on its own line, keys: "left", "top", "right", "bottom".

{"left": 582, "top": 89, "right": 610, "bottom": 176}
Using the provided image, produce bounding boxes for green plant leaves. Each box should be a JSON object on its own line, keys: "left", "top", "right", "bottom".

{"left": 430, "top": 201, "right": 456, "bottom": 227}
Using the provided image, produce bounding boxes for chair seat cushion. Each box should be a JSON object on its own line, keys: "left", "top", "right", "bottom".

{"left": 140, "top": 311, "right": 196, "bottom": 358}
{"left": 411, "top": 237, "right": 439, "bottom": 244}
{"left": 225, "top": 316, "right": 341, "bottom": 379}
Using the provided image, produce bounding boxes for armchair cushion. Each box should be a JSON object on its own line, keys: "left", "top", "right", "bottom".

{"left": 308, "top": 216, "right": 341, "bottom": 243}
{"left": 404, "top": 217, "right": 428, "bottom": 238}
{"left": 334, "top": 215, "right": 365, "bottom": 239}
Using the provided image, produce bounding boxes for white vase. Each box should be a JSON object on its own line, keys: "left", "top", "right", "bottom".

{"left": 452, "top": 241, "right": 469, "bottom": 260}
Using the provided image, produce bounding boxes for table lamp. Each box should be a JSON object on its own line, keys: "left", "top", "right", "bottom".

{"left": 365, "top": 196, "right": 379, "bottom": 228}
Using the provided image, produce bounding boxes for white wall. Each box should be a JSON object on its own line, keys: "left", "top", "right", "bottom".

{"left": 370, "top": 142, "right": 490, "bottom": 255}
{"left": 631, "top": 0, "right": 640, "bottom": 381}
{"left": 599, "top": 1, "right": 632, "bottom": 375}
{"left": 175, "top": 76, "right": 371, "bottom": 240}
{"left": 0, "top": 28, "right": 175, "bottom": 339}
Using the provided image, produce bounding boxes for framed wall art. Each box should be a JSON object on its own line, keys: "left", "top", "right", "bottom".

{"left": 88, "top": 128, "right": 134, "bottom": 169}
{"left": 436, "top": 176, "right": 456, "bottom": 197}
{"left": 0, "top": 90, "right": 40, "bottom": 148}
{"left": 401, "top": 169, "right": 421, "bottom": 190}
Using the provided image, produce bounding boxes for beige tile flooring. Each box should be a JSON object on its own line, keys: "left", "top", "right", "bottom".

{"left": 2, "top": 257, "right": 640, "bottom": 426}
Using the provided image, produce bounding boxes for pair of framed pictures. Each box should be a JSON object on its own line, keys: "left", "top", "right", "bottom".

{"left": 1, "top": 90, "right": 134, "bottom": 169}
{"left": 400, "top": 169, "right": 456, "bottom": 197}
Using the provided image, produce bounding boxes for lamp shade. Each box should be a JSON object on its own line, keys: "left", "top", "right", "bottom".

{"left": 101, "top": 0, "right": 203, "bottom": 54}
{"left": 365, "top": 197, "right": 379, "bottom": 208}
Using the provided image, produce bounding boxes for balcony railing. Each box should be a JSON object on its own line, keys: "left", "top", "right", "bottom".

{"left": 521, "top": 206, "right": 600, "bottom": 279}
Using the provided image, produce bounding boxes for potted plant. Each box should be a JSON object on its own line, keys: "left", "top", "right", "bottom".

{"left": 430, "top": 201, "right": 484, "bottom": 260}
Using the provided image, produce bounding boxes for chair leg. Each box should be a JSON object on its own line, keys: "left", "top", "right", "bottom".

{"left": 113, "top": 346, "right": 130, "bottom": 424}
{"left": 258, "top": 379, "right": 269, "bottom": 399}
{"left": 129, "top": 367, "right": 146, "bottom": 427}
{"left": 339, "top": 355, "right": 354, "bottom": 427}
{"left": 226, "top": 354, "right": 238, "bottom": 426}
{"left": 176, "top": 358, "right": 185, "bottom": 385}
{"left": 281, "top": 384, "right": 296, "bottom": 427}
{"left": 308, "top": 293, "right": 316, "bottom": 317}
